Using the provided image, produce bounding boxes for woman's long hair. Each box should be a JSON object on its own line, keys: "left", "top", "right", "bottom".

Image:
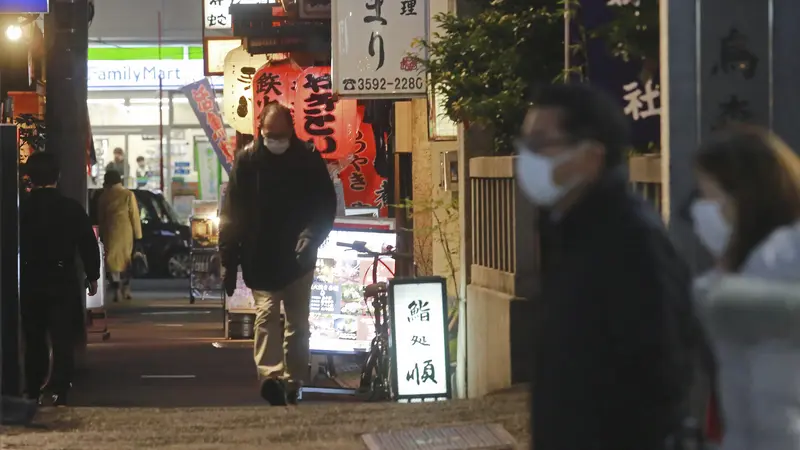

{"left": 695, "top": 125, "right": 800, "bottom": 271}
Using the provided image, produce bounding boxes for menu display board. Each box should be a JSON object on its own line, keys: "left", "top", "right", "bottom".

{"left": 310, "top": 229, "right": 396, "bottom": 353}
{"left": 191, "top": 217, "right": 219, "bottom": 249}
{"left": 223, "top": 228, "right": 397, "bottom": 353}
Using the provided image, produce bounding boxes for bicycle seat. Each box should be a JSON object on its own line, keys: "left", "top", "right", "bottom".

{"left": 364, "top": 282, "right": 387, "bottom": 297}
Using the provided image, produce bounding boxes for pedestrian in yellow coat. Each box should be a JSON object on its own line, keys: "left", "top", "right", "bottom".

{"left": 97, "top": 170, "right": 142, "bottom": 302}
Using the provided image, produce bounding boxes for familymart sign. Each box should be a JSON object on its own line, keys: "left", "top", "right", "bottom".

{"left": 88, "top": 60, "right": 207, "bottom": 90}
{"left": 87, "top": 46, "right": 210, "bottom": 90}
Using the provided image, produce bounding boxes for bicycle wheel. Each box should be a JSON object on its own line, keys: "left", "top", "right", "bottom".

{"left": 358, "top": 346, "right": 379, "bottom": 393}
{"left": 358, "top": 344, "right": 392, "bottom": 401}
{"left": 375, "top": 339, "right": 393, "bottom": 400}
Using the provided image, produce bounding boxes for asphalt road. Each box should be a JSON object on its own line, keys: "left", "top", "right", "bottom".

{"left": 73, "top": 282, "right": 360, "bottom": 407}
{"left": 75, "top": 298, "right": 262, "bottom": 407}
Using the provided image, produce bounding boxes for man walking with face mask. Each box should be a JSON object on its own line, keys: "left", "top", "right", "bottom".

{"left": 516, "top": 84, "right": 701, "bottom": 450}
{"left": 219, "top": 102, "right": 337, "bottom": 406}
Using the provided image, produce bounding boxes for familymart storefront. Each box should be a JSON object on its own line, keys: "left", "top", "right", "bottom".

{"left": 87, "top": 45, "right": 230, "bottom": 210}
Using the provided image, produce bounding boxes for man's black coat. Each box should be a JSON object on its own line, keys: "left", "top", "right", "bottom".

{"left": 532, "top": 167, "right": 697, "bottom": 450}
{"left": 219, "top": 137, "right": 337, "bottom": 292}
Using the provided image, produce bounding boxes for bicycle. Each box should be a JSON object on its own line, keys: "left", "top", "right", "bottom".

{"left": 336, "top": 240, "right": 411, "bottom": 401}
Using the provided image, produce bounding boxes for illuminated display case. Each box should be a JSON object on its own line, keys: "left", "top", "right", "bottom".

{"left": 222, "top": 220, "right": 397, "bottom": 354}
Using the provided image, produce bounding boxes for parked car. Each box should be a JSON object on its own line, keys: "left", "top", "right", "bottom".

{"left": 89, "top": 189, "right": 190, "bottom": 278}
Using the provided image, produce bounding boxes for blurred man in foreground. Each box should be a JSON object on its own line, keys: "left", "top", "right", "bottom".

{"left": 516, "top": 83, "right": 700, "bottom": 450}
{"left": 219, "top": 102, "right": 336, "bottom": 406}
{"left": 20, "top": 151, "right": 101, "bottom": 407}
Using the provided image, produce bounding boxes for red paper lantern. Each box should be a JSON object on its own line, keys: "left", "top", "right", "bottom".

{"left": 337, "top": 106, "right": 389, "bottom": 216}
{"left": 293, "top": 66, "right": 358, "bottom": 160}
{"left": 251, "top": 63, "right": 303, "bottom": 133}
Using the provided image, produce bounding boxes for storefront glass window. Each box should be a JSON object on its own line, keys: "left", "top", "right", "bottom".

{"left": 87, "top": 100, "right": 168, "bottom": 127}
{"left": 171, "top": 96, "right": 225, "bottom": 126}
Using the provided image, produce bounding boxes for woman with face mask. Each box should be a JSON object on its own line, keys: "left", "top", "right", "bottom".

{"left": 690, "top": 125, "right": 800, "bottom": 450}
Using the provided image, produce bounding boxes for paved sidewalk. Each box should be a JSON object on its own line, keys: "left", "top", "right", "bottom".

{"left": 1, "top": 387, "right": 530, "bottom": 449}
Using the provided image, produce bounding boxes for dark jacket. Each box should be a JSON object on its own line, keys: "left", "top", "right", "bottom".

{"left": 219, "top": 137, "right": 337, "bottom": 291}
{"left": 532, "top": 167, "right": 697, "bottom": 450}
{"left": 20, "top": 187, "right": 101, "bottom": 340}
{"left": 20, "top": 188, "right": 101, "bottom": 285}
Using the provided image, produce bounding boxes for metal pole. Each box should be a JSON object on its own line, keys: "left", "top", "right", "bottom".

{"left": 158, "top": 11, "right": 165, "bottom": 193}
{"left": 166, "top": 91, "right": 173, "bottom": 200}
{"left": 563, "top": 0, "right": 571, "bottom": 81}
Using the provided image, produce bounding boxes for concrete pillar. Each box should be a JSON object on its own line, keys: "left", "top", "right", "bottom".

{"left": 45, "top": 0, "right": 89, "bottom": 210}
{"left": 660, "top": 0, "right": 799, "bottom": 272}
{"left": 659, "top": 0, "right": 705, "bottom": 273}
{"left": 456, "top": 123, "right": 493, "bottom": 399}
{"left": 44, "top": 0, "right": 90, "bottom": 356}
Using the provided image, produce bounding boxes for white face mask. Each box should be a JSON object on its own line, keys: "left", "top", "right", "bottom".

{"left": 264, "top": 137, "right": 290, "bottom": 155}
{"left": 690, "top": 199, "right": 732, "bottom": 258}
{"left": 515, "top": 145, "right": 582, "bottom": 207}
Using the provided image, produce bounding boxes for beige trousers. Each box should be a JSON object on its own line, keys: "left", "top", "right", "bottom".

{"left": 252, "top": 270, "right": 314, "bottom": 387}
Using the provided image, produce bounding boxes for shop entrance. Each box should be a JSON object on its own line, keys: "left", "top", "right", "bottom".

{"left": 92, "top": 128, "right": 161, "bottom": 190}
{"left": 92, "top": 127, "right": 195, "bottom": 194}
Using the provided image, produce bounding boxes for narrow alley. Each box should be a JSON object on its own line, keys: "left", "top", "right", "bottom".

{"left": 1, "top": 284, "right": 529, "bottom": 449}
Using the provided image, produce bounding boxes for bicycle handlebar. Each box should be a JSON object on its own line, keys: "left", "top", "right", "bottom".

{"left": 337, "top": 241, "right": 411, "bottom": 260}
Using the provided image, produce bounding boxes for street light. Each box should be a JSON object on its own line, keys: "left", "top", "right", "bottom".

{"left": 5, "top": 25, "right": 22, "bottom": 42}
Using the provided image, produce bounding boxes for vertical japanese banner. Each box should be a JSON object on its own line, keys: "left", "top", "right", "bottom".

{"left": 337, "top": 107, "right": 389, "bottom": 215}
{"left": 181, "top": 78, "right": 234, "bottom": 174}
{"left": 580, "top": 1, "right": 660, "bottom": 150}
{"left": 251, "top": 62, "right": 303, "bottom": 132}
{"left": 294, "top": 67, "right": 359, "bottom": 160}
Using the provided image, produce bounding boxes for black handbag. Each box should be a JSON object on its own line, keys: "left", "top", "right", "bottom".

{"left": 131, "top": 243, "right": 149, "bottom": 277}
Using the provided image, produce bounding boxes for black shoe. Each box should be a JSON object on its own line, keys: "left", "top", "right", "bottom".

{"left": 260, "top": 379, "right": 287, "bottom": 406}
{"left": 51, "top": 393, "right": 68, "bottom": 407}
